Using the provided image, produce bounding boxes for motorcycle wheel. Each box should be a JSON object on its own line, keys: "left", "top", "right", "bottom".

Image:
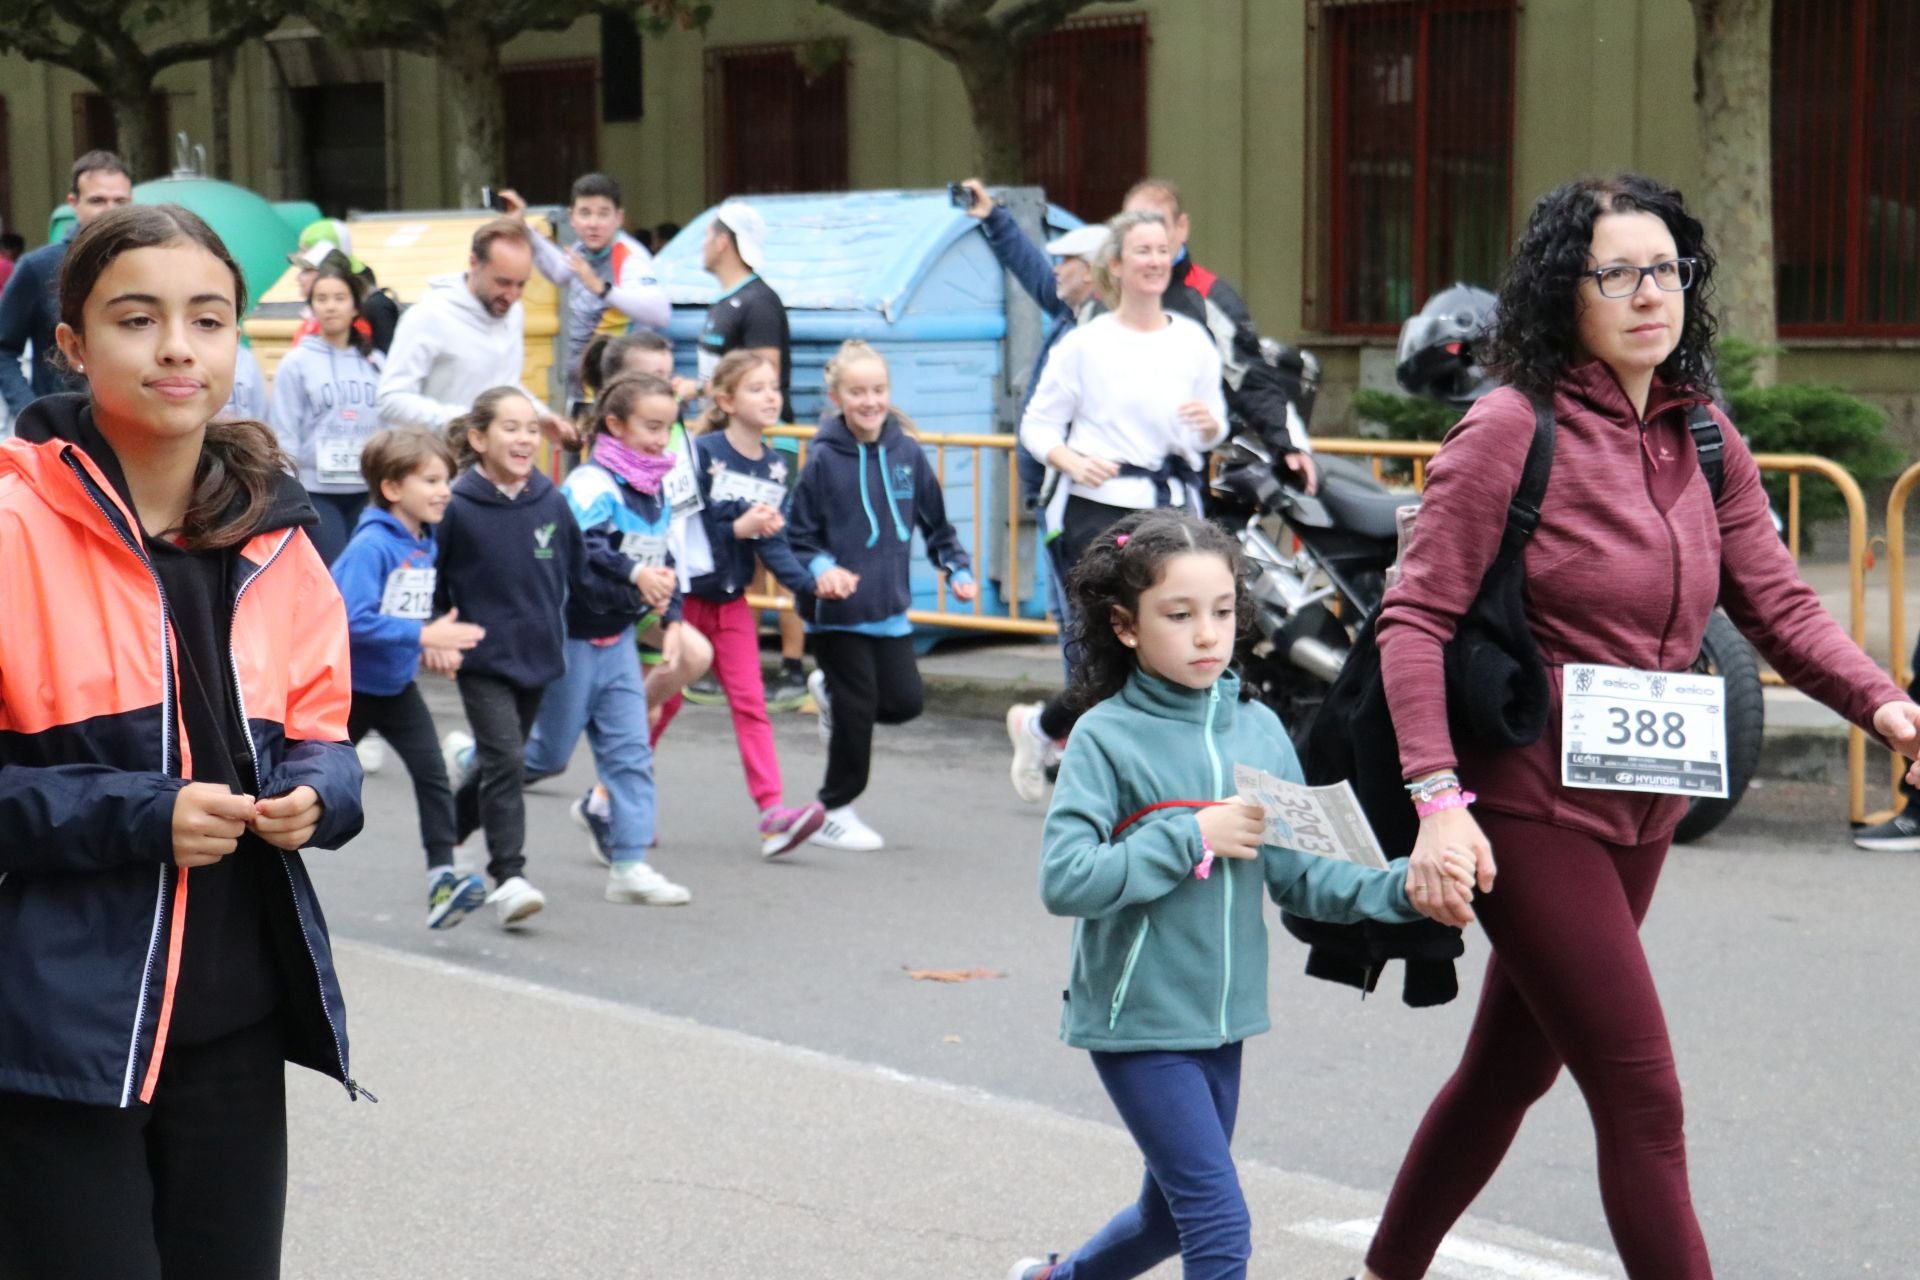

{"left": 1672, "top": 610, "right": 1765, "bottom": 844}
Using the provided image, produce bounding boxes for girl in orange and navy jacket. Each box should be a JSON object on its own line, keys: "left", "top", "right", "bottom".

{"left": 0, "top": 204, "right": 364, "bottom": 1279}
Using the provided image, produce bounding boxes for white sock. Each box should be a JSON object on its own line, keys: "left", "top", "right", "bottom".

{"left": 586, "top": 788, "right": 611, "bottom": 819}
{"left": 428, "top": 867, "right": 454, "bottom": 889}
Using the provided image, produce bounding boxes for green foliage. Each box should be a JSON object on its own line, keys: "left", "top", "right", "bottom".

{"left": 1350, "top": 388, "right": 1463, "bottom": 443}
{"left": 1718, "top": 337, "right": 1904, "bottom": 524}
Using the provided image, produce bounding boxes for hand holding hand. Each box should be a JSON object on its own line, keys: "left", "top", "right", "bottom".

{"left": 1195, "top": 801, "right": 1267, "bottom": 862}
{"left": 172, "top": 782, "right": 255, "bottom": 868}
{"left": 421, "top": 646, "right": 464, "bottom": 677}
{"left": 251, "top": 786, "right": 323, "bottom": 852}
{"left": 814, "top": 567, "right": 859, "bottom": 600}
{"left": 732, "top": 503, "right": 783, "bottom": 539}
{"left": 1407, "top": 805, "right": 1496, "bottom": 927}
{"left": 419, "top": 608, "right": 485, "bottom": 652}
{"left": 951, "top": 579, "right": 978, "bottom": 602}
{"left": 633, "top": 566, "right": 677, "bottom": 610}
{"left": 1872, "top": 701, "right": 1920, "bottom": 788}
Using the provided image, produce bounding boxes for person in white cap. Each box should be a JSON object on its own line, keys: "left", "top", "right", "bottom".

{"left": 697, "top": 200, "right": 789, "bottom": 422}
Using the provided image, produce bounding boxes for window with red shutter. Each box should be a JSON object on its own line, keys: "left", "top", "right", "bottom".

{"left": 1773, "top": 0, "right": 1920, "bottom": 337}
{"left": 1019, "top": 16, "right": 1149, "bottom": 223}
{"left": 502, "top": 60, "right": 601, "bottom": 206}
{"left": 705, "top": 44, "right": 849, "bottom": 204}
{"left": 1312, "top": 0, "right": 1516, "bottom": 334}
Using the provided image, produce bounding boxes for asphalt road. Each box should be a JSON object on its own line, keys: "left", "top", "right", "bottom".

{"left": 292, "top": 685, "right": 1918, "bottom": 1277}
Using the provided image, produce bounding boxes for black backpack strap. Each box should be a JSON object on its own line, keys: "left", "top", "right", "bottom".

{"left": 1488, "top": 394, "right": 1557, "bottom": 573}
{"left": 1686, "top": 403, "right": 1725, "bottom": 502}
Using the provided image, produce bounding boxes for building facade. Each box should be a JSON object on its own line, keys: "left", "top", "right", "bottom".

{"left": 1, "top": 0, "right": 1913, "bottom": 437}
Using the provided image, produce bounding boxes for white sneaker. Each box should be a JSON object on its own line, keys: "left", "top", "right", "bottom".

{"left": 486, "top": 875, "right": 545, "bottom": 927}
{"left": 441, "top": 730, "right": 476, "bottom": 793}
{"left": 810, "top": 805, "right": 884, "bottom": 852}
{"left": 355, "top": 732, "right": 385, "bottom": 774}
{"left": 1006, "top": 702, "right": 1051, "bottom": 804}
{"left": 808, "top": 668, "right": 833, "bottom": 744}
{"left": 605, "top": 860, "right": 691, "bottom": 906}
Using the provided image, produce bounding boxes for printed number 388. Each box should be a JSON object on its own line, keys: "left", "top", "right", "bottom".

{"left": 1607, "top": 708, "right": 1687, "bottom": 749}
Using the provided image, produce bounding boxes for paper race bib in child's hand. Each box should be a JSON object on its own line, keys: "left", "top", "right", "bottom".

{"left": 709, "top": 468, "right": 788, "bottom": 511}
{"left": 380, "top": 567, "right": 436, "bottom": 620}
{"left": 1233, "top": 764, "right": 1389, "bottom": 869}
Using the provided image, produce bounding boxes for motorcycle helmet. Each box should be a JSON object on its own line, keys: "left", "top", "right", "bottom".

{"left": 1395, "top": 283, "right": 1498, "bottom": 409}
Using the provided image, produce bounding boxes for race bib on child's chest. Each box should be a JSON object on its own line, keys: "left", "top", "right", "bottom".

{"left": 380, "top": 567, "right": 436, "bottom": 620}
{"left": 661, "top": 449, "right": 704, "bottom": 517}
{"left": 1561, "top": 664, "right": 1729, "bottom": 798}
{"left": 316, "top": 436, "right": 366, "bottom": 486}
{"left": 621, "top": 531, "right": 670, "bottom": 568}
{"left": 709, "top": 468, "right": 788, "bottom": 511}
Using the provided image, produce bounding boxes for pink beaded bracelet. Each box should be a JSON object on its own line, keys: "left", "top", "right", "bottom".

{"left": 1413, "top": 789, "right": 1477, "bottom": 819}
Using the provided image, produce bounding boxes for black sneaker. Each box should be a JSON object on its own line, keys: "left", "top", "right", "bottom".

{"left": 682, "top": 675, "right": 726, "bottom": 706}
{"left": 1853, "top": 809, "right": 1920, "bottom": 850}
{"left": 765, "top": 666, "right": 810, "bottom": 712}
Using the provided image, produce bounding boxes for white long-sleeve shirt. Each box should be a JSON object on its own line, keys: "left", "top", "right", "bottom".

{"left": 1019, "top": 312, "right": 1227, "bottom": 511}
{"left": 375, "top": 273, "right": 541, "bottom": 429}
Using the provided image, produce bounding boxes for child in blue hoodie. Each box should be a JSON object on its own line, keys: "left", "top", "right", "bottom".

{"left": 330, "top": 428, "right": 490, "bottom": 928}
{"left": 785, "top": 340, "right": 975, "bottom": 853}
{"left": 267, "top": 256, "right": 386, "bottom": 563}
{"left": 1007, "top": 510, "right": 1467, "bottom": 1280}
{"left": 519, "top": 372, "right": 695, "bottom": 906}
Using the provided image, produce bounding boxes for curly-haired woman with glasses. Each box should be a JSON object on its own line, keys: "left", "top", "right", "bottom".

{"left": 1351, "top": 174, "right": 1920, "bottom": 1279}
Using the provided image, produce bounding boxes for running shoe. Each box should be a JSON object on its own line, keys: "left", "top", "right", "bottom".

{"left": 681, "top": 675, "right": 726, "bottom": 705}
{"left": 571, "top": 789, "right": 614, "bottom": 867}
{"left": 1005, "top": 703, "right": 1050, "bottom": 804}
{"left": 759, "top": 801, "right": 827, "bottom": 858}
{"left": 809, "top": 805, "right": 883, "bottom": 852}
{"left": 441, "top": 730, "right": 476, "bottom": 794}
{"left": 355, "top": 732, "right": 385, "bottom": 775}
{"left": 764, "top": 666, "right": 810, "bottom": 712}
{"left": 486, "top": 875, "right": 546, "bottom": 927}
{"left": 1005, "top": 1255, "right": 1059, "bottom": 1280}
{"left": 1854, "top": 809, "right": 1920, "bottom": 851}
{"left": 605, "top": 861, "right": 691, "bottom": 906}
{"left": 426, "top": 868, "right": 488, "bottom": 930}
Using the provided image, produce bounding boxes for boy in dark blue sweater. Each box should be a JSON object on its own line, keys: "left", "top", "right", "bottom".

{"left": 331, "top": 429, "right": 490, "bottom": 928}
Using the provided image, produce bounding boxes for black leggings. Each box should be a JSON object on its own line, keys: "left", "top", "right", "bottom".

{"left": 813, "top": 631, "right": 923, "bottom": 809}
{"left": 453, "top": 673, "right": 546, "bottom": 883}
{"left": 348, "top": 682, "right": 457, "bottom": 869}
{"left": 1366, "top": 810, "right": 1708, "bottom": 1280}
{"left": 1038, "top": 495, "right": 1142, "bottom": 740}
{"left": 0, "top": 1017, "right": 288, "bottom": 1280}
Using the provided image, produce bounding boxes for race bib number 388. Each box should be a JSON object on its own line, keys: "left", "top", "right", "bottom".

{"left": 1561, "top": 663, "right": 1729, "bottom": 798}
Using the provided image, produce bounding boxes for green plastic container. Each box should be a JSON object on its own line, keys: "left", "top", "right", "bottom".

{"left": 129, "top": 176, "right": 300, "bottom": 311}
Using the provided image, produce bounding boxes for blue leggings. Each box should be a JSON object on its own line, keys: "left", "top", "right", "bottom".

{"left": 1054, "top": 1042, "right": 1250, "bottom": 1280}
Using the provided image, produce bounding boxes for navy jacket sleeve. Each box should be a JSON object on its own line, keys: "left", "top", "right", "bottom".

{"left": 912, "top": 450, "right": 972, "bottom": 580}
{"left": 785, "top": 455, "right": 831, "bottom": 572}
{"left": 0, "top": 764, "right": 187, "bottom": 872}
{"left": 980, "top": 207, "right": 1068, "bottom": 320}
{"left": 576, "top": 523, "right": 649, "bottom": 620}
{"left": 431, "top": 504, "right": 459, "bottom": 616}
{"left": 0, "top": 255, "right": 43, "bottom": 414}
{"left": 753, "top": 527, "right": 815, "bottom": 595}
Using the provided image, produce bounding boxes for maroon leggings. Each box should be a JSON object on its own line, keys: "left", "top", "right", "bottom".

{"left": 1366, "top": 811, "right": 1712, "bottom": 1280}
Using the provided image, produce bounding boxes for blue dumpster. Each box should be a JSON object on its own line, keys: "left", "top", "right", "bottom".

{"left": 652, "top": 189, "right": 1084, "bottom": 634}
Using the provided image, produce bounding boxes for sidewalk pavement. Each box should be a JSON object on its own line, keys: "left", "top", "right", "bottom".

{"left": 284, "top": 939, "right": 1625, "bottom": 1280}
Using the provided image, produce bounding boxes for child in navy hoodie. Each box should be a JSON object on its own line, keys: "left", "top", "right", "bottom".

{"left": 651, "top": 350, "right": 845, "bottom": 859}
{"left": 520, "top": 372, "right": 694, "bottom": 906}
{"left": 786, "top": 340, "right": 975, "bottom": 852}
{"left": 432, "top": 387, "right": 592, "bottom": 927}
{"left": 330, "top": 428, "right": 490, "bottom": 928}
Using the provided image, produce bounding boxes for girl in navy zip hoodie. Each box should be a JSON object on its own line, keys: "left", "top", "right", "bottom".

{"left": 329, "top": 427, "right": 490, "bottom": 929}
{"left": 785, "top": 340, "right": 975, "bottom": 852}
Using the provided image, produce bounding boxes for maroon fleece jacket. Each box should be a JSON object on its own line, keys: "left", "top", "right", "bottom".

{"left": 1377, "top": 361, "right": 1904, "bottom": 845}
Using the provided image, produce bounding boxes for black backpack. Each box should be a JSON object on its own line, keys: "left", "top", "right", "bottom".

{"left": 1285, "top": 396, "right": 1724, "bottom": 1005}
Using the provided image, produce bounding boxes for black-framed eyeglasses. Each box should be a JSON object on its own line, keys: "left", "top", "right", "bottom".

{"left": 1582, "top": 258, "right": 1699, "bottom": 299}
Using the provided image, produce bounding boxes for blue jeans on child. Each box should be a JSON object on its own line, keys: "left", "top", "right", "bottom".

{"left": 523, "top": 629, "right": 656, "bottom": 862}
{"left": 1052, "top": 1042, "right": 1250, "bottom": 1280}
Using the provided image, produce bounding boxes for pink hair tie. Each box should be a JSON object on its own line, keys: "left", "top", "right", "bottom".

{"left": 1194, "top": 838, "right": 1214, "bottom": 880}
{"left": 1115, "top": 534, "right": 1131, "bottom": 548}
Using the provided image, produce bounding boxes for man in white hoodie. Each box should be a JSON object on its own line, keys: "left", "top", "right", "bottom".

{"left": 376, "top": 218, "right": 572, "bottom": 441}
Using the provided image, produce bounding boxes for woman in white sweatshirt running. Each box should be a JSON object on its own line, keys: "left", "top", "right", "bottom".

{"left": 267, "top": 255, "right": 385, "bottom": 563}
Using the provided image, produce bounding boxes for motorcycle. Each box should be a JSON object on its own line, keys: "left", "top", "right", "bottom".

{"left": 1215, "top": 317, "right": 1763, "bottom": 843}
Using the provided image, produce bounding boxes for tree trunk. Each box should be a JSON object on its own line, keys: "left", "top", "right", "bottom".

{"left": 108, "top": 82, "right": 166, "bottom": 183}
{"left": 442, "top": 15, "right": 506, "bottom": 210}
{"left": 210, "top": 45, "right": 236, "bottom": 180}
{"left": 948, "top": 40, "right": 1025, "bottom": 183}
{"left": 1693, "top": 0, "right": 1778, "bottom": 384}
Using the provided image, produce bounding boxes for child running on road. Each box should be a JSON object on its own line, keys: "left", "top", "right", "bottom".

{"left": 519, "top": 372, "right": 695, "bottom": 905}
{"left": 651, "top": 350, "right": 846, "bottom": 857}
{"left": 1008, "top": 509, "right": 1465, "bottom": 1280}
{"left": 786, "top": 339, "right": 975, "bottom": 852}
{"left": 329, "top": 427, "right": 491, "bottom": 928}
{"left": 433, "top": 386, "right": 586, "bottom": 927}
{"left": 0, "top": 203, "right": 364, "bottom": 1275}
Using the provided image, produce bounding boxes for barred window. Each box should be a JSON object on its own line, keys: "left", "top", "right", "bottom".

{"left": 1019, "top": 15, "right": 1149, "bottom": 223}
{"left": 502, "top": 60, "right": 600, "bottom": 207}
{"left": 1313, "top": 0, "right": 1516, "bottom": 333}
{"left": 705, "top": 43, "right": 849, "bottom": 203}
{"left": 1773, "top": 0, "right": 1920, "bottom": 336}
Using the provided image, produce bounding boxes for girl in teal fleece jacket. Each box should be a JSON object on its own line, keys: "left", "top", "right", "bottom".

{"left": 1014, "top": 510, "right": 1465, "bottom": 1280}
